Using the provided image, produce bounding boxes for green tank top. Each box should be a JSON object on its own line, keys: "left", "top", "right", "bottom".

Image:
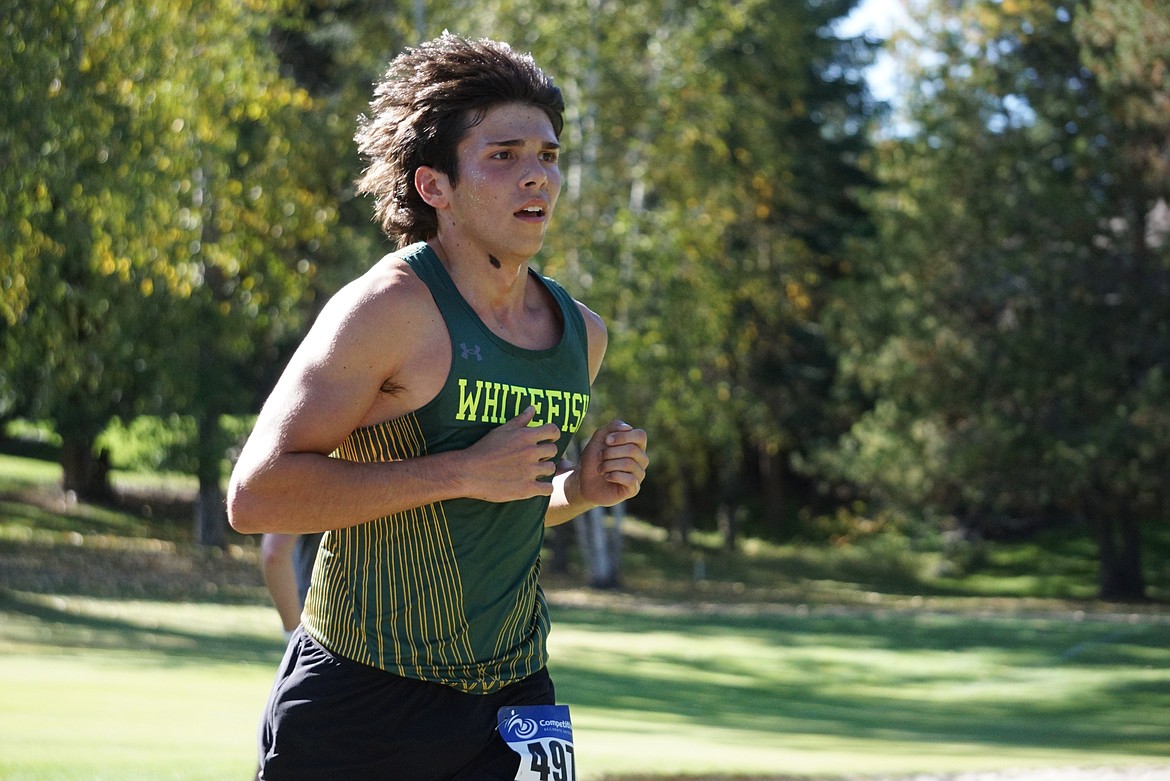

{"left": 302, "top": 242, "right": 591, "bottom": 694}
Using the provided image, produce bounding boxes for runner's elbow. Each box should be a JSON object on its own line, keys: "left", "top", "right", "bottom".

{"left": 227, "top": 479, "right": 268, "bottom": 535}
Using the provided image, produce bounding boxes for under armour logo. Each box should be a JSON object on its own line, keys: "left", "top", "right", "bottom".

{"left": 460, "top": 342, "right": 483, "bottom": 361}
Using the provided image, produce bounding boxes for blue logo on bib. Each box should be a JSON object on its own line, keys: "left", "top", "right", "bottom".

{"left": 499, "top": 705, "right": 572, "bottom": 743}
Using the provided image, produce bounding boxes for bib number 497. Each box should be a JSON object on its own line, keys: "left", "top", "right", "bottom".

{"left": 526, "top": 738, "right": 575, "bottom": 781}
{"left": 497, "top": 705, "right": 577, "bottom": 781}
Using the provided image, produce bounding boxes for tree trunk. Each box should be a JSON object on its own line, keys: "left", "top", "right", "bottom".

{"left": 546, "top": 524, "right": 571, "bottom": 575}
{"left": 665, "top": 478, "right": 693, "bottom": 548}
{"left": 574, "top": 504, "right": 623, "bottom": 589}
{"left": 1093, "top": 514, "right": 1147, "bottom": 602}
{"left": 193, "top": 411, "right": 226, "bottom": 547}
{"left": 60, "top": 435, "right": 112, "bottom": 501}
{"left": 195, "top": 478, "right": 226, "bottom": 548}
{"left": 717, "top": 464, "right": 742, "bottom": 552}
{"left": 758, "top": 443, "right": 786, "bottom": 537}
{"left": 717, "top": 501, "right": 738, "bottom": 552}
{"left": 609, "top": 501, "right": 625, "bottom": 580}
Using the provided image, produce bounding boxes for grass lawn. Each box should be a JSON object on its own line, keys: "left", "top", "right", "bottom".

{"left": 2, "top": 590, "right": 1168, "bottom": 781}
{"left": 1, "top": 452, "right": 1169, "bottom": 780}
{"left": 0, "top": 596, "right": 279, "bottom": 781}
{"left": 551, "top": 600, "right": 1170, "bottom": 779}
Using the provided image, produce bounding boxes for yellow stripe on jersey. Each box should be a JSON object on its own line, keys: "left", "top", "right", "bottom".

{"left": 302, "top": 413, "right": 480, "bottom": 686}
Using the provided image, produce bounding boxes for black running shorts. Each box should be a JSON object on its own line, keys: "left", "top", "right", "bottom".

{"left": 258, "top": 627, "right": 556, "bottom": 780}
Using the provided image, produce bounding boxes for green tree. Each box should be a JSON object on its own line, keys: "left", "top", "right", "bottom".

{"left": 3, "top": 0, "right": 881, "bottom": 551}
{"left": 137, "top": 0, "right": 344, "bottom": 545}
{"left": 2, "top": 0, "right": 189, "bottom": 497}
{"left": 819, "top": 0, "right": 1170, "bottom": 600}
{"left": 709, "top": 0, "right": 877, "bottom": 543}
{"left": 1, "top": 0, "right": 347, "bottom": 545}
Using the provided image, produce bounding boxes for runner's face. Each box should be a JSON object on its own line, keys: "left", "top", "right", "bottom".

{"left": 445, "top": 102, "right": 561, "bottom": 265}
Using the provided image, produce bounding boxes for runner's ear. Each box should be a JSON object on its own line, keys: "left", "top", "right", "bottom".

{"left": 414, "top": 166, "right": 450, "bottom": 209}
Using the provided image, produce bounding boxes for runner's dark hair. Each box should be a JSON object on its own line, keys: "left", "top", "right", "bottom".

{"left": 355, "top": 33, "right": 564, "bottom": 247}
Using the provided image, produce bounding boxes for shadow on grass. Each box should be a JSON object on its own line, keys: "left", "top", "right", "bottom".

{"left": 0, "top": 587, "right": 284, "bottom": 668}
{"left": 0, "top": 496, "right": 154, "bottom": 538}
{"left": 551, "top": 604, "right": 1170, "bottom": 756}
{"left": 3, "top": 585, "right": 1169, "bottom": 761}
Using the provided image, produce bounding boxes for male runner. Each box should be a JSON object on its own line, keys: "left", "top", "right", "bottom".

{"left": 228, "top": 33, "right": 649, "bottom": 780}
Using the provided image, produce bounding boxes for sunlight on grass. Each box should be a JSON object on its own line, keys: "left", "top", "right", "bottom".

{"left": 1, "top": 593, "right": 1169, "bottom": 780}
{"left": 1, "top": 450, "right": 1169, "bottom": 780}
{"left": 110, "top": 468, "right": 200, "bottom": 498}
{"left": 0, "top": 453, "right": 61, "bottom": 490}
{"left": 0, "top": 497, "right": 155, "bottom": 542}
{"left": 0, "top": 598, "right": 284, "bottom": 781}
{"left": 0, "top": 594, "right": 285, "bottom": 654}
{"left": 946, "top": 572, "right": 1100, "bottom": 599}
{"left": 0, "top": 651, "right": 271, "bottom": 781}
{"left": 547, "top": 605, "right": 1170, "bottom": 779}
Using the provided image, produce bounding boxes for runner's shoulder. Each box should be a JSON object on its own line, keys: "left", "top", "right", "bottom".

{"left": 322, "top": 252, "right": 433, "bottom": 335}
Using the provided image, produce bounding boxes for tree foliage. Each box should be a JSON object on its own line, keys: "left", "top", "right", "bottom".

{"left": 6, "top": 0, "right": 1165, "bottom": 601}
{"left": 1, "top": 0, "right": 341, "bottom": 527}
{"left": 818, "top": 0, "right": 1170, "bottom": 599}
{"left": 0, "top": 0, "right": 879, "bottom": 548}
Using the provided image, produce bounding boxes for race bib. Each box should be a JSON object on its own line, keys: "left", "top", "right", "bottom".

{"left": 497, "top": 704, "right": 576, "bottom": 781}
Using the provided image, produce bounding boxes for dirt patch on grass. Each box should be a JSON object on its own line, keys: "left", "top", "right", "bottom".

{"left": 0, "top": 534, "right": 265, "bottom": 603}
{"left": 0, "top": 484, "right": 266, "bottom": 604}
